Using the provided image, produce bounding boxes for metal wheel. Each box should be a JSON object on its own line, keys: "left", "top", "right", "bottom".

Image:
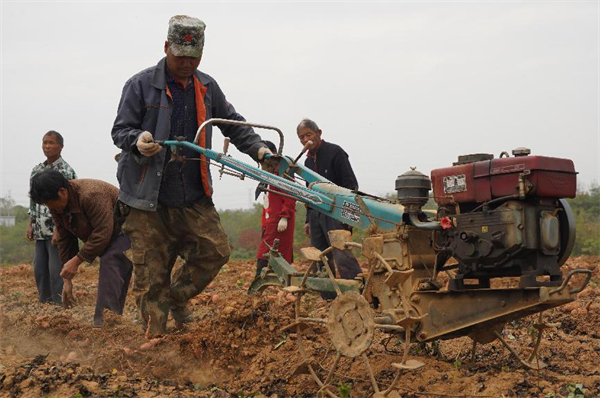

{"left": 288, "top": 257, "right": 408, "bottom": 398}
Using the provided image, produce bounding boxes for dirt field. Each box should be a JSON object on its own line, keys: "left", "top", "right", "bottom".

{"left": 1, "top": 257, "right": 598, "bottom": 398}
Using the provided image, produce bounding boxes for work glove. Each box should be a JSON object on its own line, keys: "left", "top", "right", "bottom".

{"left": 136, "top": 131, "right": 162, "bottom": 157}
{"left": 278, "top": 217, "right": 288, "bottom": 232}
{"left": 257, "top": 146, "right": 274, "bottom": 161}
{"left": 259, "top": 147, "right": 280, "bottom": 175}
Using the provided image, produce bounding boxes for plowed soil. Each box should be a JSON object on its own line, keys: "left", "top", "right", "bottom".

{"left": 1, "top": 257, "right": 599, "bottom": 398}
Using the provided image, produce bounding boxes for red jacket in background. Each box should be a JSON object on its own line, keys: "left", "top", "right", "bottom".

{"left": 256, "top": 187, "right": 296, "bottom": 263}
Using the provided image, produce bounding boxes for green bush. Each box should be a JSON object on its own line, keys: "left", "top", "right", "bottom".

{"left": 0, "top": 218, "right": 35, "bottom": 265}
{"left": 568, "top": 183, "right": 600, "bottom": 256}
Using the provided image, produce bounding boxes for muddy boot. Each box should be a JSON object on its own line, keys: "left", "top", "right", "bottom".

{"left": 255, "top": 259, "right": 268, "bottom": 279}
{"left": 171, "top": 304, "right": 193, "bottom": 326}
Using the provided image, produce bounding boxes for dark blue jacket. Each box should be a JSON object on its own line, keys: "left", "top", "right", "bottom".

{"left": 304, "top": 140, "right": 358, "bottom": 222}
{"left": 304, "top": 140, "right": 358, "bottom": 190}
{"left": 112, "top": 57, "right": 265, "bottom": 211}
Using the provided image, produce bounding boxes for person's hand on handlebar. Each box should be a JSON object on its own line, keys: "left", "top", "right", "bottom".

{"left": 136, "top": 131, "right": 162, "bottom": 157}
{"left": 257, "top": 146, "right": 274, "bottom": 161}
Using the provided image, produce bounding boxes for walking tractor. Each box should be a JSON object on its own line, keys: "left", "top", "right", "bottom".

{"left": 160, "top": 119, "right": 591, "bottom": 398}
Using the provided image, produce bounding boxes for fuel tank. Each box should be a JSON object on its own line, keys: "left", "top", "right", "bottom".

{"left": 431, "top": 149, "right": 577, "bottom": 206}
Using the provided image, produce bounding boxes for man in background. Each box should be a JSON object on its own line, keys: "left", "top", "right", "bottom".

{"left": 297, "top": 119, "right": 362, "bottom": 288}
{"left": 26, "top": 130, "right": 77, "bottom": 304}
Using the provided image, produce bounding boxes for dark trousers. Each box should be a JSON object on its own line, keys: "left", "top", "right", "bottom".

{"left": 34, "top": 239, "right": 63, "bottom": 304}
{"left": 94, "top": 234, "right": 133, "bottom": 325}
{"left": 308, "top": 211, "right": 362, "bottom": 280}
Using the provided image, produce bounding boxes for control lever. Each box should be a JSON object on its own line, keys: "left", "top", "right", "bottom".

{"left": 293, "top": 140, "right": 313, "bottom": 165}
{"left": 218, "top": 137, "right": 231, "bottom": 179}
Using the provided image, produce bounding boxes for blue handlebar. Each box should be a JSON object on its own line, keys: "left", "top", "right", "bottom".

{"left": 162, "top": 140, "right": 404, "bottom": 232}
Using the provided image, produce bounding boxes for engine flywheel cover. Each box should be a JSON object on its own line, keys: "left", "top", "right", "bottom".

{"left": 327, "top": 291, "right": 375, "bottom": 357}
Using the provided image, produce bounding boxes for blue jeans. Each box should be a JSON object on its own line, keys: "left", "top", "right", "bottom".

{"left": 34, "top": 239, "right": 63, "bottom": 304}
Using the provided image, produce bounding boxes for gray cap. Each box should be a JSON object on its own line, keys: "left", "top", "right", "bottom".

{"left": 167, "top": 15, "right": 206, "bottom": 58}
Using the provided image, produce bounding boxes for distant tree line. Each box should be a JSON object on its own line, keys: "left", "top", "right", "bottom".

{"left": 1, "top": 185, "right": 598, "bottom": 266}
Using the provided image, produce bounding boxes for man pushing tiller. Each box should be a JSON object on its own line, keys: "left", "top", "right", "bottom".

{"left": 111, "top": 15, "right": 272, "bottom": 337}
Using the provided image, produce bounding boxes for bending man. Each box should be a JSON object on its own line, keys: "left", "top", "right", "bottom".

{"left": 29, "top": 170, "right": 132, "bottom": 327}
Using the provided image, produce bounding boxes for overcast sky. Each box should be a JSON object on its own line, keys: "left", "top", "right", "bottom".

{"left": 1, "top": 1, "right": 598, "bottom": 210}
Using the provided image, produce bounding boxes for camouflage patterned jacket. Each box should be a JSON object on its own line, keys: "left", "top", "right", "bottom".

{"left": 111, "top": 57, "right": 267, "bottom": 211}
{"left": 29, "top": 157, "right": 77, "bottom": 240}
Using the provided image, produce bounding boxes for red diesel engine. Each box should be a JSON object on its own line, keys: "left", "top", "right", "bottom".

{"left": 430, "top": 148, "right": 577, "bottom": 290}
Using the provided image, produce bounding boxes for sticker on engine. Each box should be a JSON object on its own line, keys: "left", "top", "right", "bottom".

{"left": 491, "top": 163, "right": 525, "bottom": 175}
{"left": 341, "top": 201, "right": 362, "bottom": 222}
{"left": 443, "top": 174, "right": 467, "bottom": 194}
